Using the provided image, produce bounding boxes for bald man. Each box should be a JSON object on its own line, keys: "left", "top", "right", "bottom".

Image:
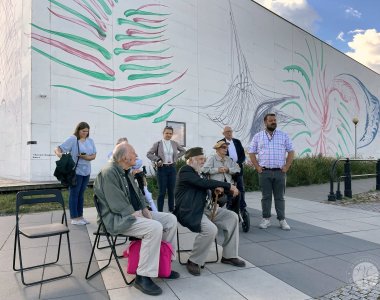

{"left": 94, "top": 142, "right": 179, "bottom": 296}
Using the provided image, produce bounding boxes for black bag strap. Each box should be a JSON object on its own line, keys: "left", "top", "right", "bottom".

{"left": 73, "top": 140, "right": 80, "bottom": 171}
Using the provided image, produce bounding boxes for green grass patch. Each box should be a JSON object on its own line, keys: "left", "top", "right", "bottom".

{"left": 1, "top": 157, "right": 377, "bottom": 215}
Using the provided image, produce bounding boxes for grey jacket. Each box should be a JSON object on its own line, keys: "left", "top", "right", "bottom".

{"left": 147, "top": 140, "right": 186, "bottom": 163}
{"left": 93, "top": 161, "right": 148, "bottom": 235}
{"left": 201, "top": 154, "right": 240, "bottom": 183}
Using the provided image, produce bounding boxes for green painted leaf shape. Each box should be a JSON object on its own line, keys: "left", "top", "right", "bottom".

{"left": 124, "top": 9, "right": 169, "bottom": 18}
{"left": 283, "top": 65, "right": 310, "bottom": 88}
{"left": 31, "top": 24, "right": 112, "bottom": 59}
{"left": 120, "top": 63, "right": 170, "bottom": 72}
{"left": 32, "top": 47, "right": 114, "bottom": 81}
{"left": 52, "top": 85, "right": 171, "bottom": 102}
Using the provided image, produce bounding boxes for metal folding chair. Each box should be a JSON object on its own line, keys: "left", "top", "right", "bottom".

{"left": 13, "top": 189, "right": 73, "bottom": 286}
{"left": 85, "top": 195, "right": 134, "bottom": 285}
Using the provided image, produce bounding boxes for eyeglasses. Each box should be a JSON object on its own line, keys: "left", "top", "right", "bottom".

{"left": 220, "top": 146, "right": 228, "bottom": 149}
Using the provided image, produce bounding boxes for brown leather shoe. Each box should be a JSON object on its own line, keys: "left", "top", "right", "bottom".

{"left": 186, "top": 260, "right": 201, "bottom": 276}
{"left": 221, "top": 257, "right": 246, "bottom": 267}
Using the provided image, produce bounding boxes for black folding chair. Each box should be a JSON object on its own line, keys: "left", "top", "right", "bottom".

{"left": 85, "top": 195, "right": 134, "bottom": 285}
{"left": 13, "top": 189, "right": 73, "bottom": 286}
{"left": 176, "top": 228, "right": 219, "bottom": 265}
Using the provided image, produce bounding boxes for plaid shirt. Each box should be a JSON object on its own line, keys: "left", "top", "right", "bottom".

{"left": 248, "top": 130, "right": 294, "bottom": 168}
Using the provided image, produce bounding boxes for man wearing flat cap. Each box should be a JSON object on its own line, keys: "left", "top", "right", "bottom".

{"left": 202, "top": 141, "right": 241, "bottom": 214}
{"left": 174, "top": 147, "right": 246, "bottom": 276}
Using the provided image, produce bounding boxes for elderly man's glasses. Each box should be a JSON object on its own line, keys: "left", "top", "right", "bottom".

{"left": 220, "top": 146, "right": 228, "bottom": 149}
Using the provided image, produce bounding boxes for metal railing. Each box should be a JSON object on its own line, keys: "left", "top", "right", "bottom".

{"left": 328, "top": 158, "right": 380, "bottom": 201}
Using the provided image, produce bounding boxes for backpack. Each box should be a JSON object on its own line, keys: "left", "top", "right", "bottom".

{"left": 123, "top": 240, "right": 173, "bottom": 278}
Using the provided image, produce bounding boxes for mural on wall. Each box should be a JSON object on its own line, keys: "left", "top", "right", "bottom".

{"left": 31, "top": 0, "right": 380, "bottom": 158}
{"left": 190, "top": 1, "right": 380, "bottom": 157}
{"left": 32, "top": 0, "right": 187, "bottom": 123}
{"left": 196, "top": 7, "right": 299, "bottom": 143}
{"left": 283, "top": 40, "right": 380, "bottom": 157}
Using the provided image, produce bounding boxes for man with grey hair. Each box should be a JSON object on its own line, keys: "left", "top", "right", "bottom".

{"left": 94, "top": 142, "right": 178, "bottom": 296}
{"left": 174, "top": 147, "right": 246, "bottom": 276}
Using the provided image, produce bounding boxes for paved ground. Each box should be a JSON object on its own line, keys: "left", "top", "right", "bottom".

{"left": 2, "top": 179, "right": 380, "bottom": 299}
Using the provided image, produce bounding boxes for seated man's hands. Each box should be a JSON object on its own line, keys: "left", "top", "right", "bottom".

{"left": 132, "top": 208, "right": 152, "bottom": 219}
{"left": 214, "top": 187, "right": 224, "bottom": 196}
{"left": 132, "top": 210, "right": 143, "bottom": 218}
{"left": 218, "top": 167, "right": 229, "bottom": 173}
{"left": 230, "top": 185, "right": 239, "bottom": 197}
{"left": 142, "top": 207, "right": 152, "bottom": 219}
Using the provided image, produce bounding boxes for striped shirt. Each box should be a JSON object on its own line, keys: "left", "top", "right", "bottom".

{"left": 248, "top": 130, "right": 293, "bottom": 168}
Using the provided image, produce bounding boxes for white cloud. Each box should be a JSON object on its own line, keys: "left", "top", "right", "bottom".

{"left": 254, "top": 0, "right": 320, "bottom": 33}
{"left": 348, "top": 29, "right": 365, "bottom": 35}
{"left": 346, "top": 29, "right": 380, "bottom": 73}
{"left": 336, "top": 31, "right": 345, "bottom": 42}
{"left": 345, "top": 7, "right": 362, "bottom": 18}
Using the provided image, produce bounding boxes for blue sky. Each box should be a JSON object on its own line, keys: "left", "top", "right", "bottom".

{"left": 253, "top": 0, "right": 380, "bottom": 73}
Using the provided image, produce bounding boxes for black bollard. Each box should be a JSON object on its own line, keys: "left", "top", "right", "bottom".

{"left": 336, "top": 180, "right": 342, "bottom": 200}
{"left": 344, "top": 158, "right": 352, "bottom": 198}
{"left": 377, "top": 159, "right": 380, "bottom": 191}
{"left": 328, "top": 178, "right": 336, "bottom": 201}
{"left": 328, "top": 159, "right": 338, "bottom": 201}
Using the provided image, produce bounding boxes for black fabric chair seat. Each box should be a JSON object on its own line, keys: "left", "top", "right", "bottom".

{"left": 20, "top": 223, "right": 69, "bottom": 238}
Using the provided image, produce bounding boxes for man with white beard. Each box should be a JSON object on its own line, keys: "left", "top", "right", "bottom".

{"left": 174, "top": 147, "right": 245, "bottom": 276}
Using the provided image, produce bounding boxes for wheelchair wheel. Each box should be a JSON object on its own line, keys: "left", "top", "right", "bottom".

{"left": 241, "top": 209, "right": 250, "bottom": 232}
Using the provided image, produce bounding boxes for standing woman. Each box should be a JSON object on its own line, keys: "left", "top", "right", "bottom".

{"left": 55, "top": 122, "right": 97, "bottom": 225}
{"left": 147, "top": 126, "right": 186, "bottom": 212}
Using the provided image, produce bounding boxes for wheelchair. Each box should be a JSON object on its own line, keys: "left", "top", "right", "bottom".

{"left": 209, "top": 186, "right": 250, "bottom": 233}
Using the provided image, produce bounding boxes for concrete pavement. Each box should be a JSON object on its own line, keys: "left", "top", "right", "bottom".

{"left": 2, "top": 180, "right": 380, "bottom": 299}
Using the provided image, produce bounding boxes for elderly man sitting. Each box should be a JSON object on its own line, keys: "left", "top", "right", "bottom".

{"left": 202, "top": 140, "right": 241, "bottom": 214}
{"left": 94, "top": 142, "right": 178, "bottom": 296}
{"left": 174, "top": 147, "right": 246, "bottom": 276}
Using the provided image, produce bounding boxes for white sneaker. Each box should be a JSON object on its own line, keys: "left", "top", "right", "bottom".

{"left": 259, "top": 218, "right": 271, "bottom": 229}
{"left": 71, "top": 219, "right": 86, "bottom": 225}
{"left": 279, "top": 219, "right": 291, "bottom": 230}
{"left": 81, "top": 218, "right": 90, "bottom": 224}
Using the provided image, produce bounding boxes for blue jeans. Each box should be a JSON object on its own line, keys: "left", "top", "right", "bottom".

{"left": 258, "top": 170, "right": 286, "bottom": 220}
{"left": 68, "top": 174, "right": 90, "bottom": 219}
{"left": 157, "top": 166, "right": 176, "bottom": 212}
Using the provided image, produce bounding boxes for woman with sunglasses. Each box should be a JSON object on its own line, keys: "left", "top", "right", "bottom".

{"left": 201, "top": 140, "right": 241, "bottom": 214}
{"left": 147, "top": 126, "right": 186, "bottom": 212}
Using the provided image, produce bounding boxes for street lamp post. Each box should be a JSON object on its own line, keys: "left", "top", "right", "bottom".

{"left": 352, "top": 117, "right": 359, "bottom": 158}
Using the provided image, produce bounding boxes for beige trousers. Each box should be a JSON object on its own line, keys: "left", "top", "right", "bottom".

{"left": 121, "top": 211, "right": 177, "bottom": 277}
{"left": 189, "top": 207, "right": 239, "bottom": 266}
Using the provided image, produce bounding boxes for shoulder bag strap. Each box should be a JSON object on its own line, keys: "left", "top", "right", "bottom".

{"left": 73, "top": 140, "right": 80, "bottom": 170}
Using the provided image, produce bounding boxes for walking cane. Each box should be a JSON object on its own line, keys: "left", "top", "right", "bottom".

{"left": 211, "top": 188, "right": 224, "bottom": 222}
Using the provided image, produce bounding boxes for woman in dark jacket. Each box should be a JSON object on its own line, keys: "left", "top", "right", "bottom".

{"left": 147, "top": 126, "right": 186, "bottom": 212}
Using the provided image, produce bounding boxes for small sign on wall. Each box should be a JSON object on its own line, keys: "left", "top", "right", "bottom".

{"left": 166, "top": 121, "right": 186, "bottom": 147}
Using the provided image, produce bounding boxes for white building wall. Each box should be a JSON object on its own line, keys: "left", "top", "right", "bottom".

{"left": 0, "top": 0, "right": 32, "bottom": 180}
